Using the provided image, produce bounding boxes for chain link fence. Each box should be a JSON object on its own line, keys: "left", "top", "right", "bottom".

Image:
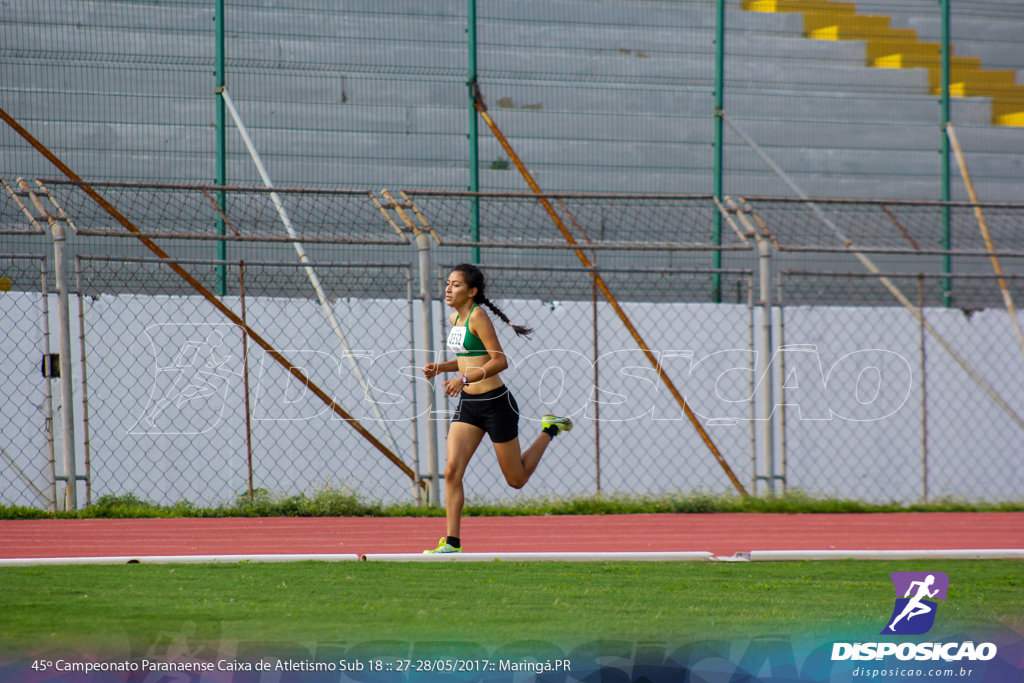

{"left": 0, "top": 256, "right": 56, "bottom": 509}
{"left": 76, "top": 256, "right": 419, "bottom": 507}
{"left": 778, "top": 270, "right": 1024, "bottom": 502}
{"left": 437, "top": 263, "right": 756, "bottom": 502}
{"left": 3, "top": 183, "right": 1024, "bottom": 508}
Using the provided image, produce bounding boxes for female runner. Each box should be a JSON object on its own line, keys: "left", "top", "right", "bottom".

{"left": 421, "top": 263, "right": 573, "bottom": 554}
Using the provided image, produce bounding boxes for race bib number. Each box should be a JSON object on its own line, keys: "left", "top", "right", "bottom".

{"left": 447, "top": 326, "right": 467, "bottom": 354}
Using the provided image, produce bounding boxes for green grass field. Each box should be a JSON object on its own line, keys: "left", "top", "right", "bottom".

{"left": 2, "top": 560, "right": 1021, "bottom": 652}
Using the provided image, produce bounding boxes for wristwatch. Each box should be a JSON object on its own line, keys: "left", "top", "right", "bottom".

{"left": 461, "top": 375, "right": 470, "bottom": 385}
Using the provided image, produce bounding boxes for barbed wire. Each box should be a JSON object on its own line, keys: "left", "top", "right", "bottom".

{"left": 41, "top": 180, "right": 408, "bottom": 244}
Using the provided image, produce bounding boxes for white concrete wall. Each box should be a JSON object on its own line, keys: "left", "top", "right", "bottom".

{"left": 3, "top": 290, "right": 1021, "bottom": 507}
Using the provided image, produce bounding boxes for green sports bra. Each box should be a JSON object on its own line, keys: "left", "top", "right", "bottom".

{"left": 447, "top": 304, "right": 489, "bottom": 357}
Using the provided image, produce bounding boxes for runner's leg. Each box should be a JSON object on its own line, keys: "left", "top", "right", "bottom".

{"left": 444, "top": 422, "right": 485, "bottom": 539}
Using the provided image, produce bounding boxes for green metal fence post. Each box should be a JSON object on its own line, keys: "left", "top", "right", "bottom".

{"left": 940, "top": 0, "right": 951, "bottom": 308}
{"left": 711, "top": 0, "right": 725, "bottom": 303}
{"left": 215, "top": 0, "right": 227, "bottom": 295}
{"left": 468, "top": 0, "right": 480, "bottom": 264}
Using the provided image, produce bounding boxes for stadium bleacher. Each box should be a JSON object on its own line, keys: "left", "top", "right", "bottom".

{"left": 2, "top": 0, "right": 1022, "bottom": 200}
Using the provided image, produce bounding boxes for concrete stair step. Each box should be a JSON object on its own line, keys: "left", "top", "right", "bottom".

{"left": 738, "top": 0, "right": 1024, "bottom": 128}
{"left": 3, "top": 19, "right": 856, "bottom": 71}
{"left": 948, "top": 41, "right": 1024, "bottom": 72}
{"left": 485, "top": 109, "right": 953, "bottom": 151}
{"left": 0, "top": 80, "right": 835, "bottom": 129}
{"left": 892, "top": 15, "right": 1024, "bottom": 47}
{"left": 481, "top": 1, "right": 802, "bottom": 32}
{"left": 991, "top": 96, "right": 1024, "bottom": 123}
{"left": 3, "top": 0, "right": 1023, "bottom": 197}
{"left": 477, "top": 22, "right": 861, "bottom": 61}
{"left": 4, "top": 148, "right": 1021, "bottom": 202}
{"left": 873, "top": 53, "right": 980, "bottom": 71}
{"left": 1, "top": 45, "right": 931, "bottom": 97}
{"left": 0, "top": 60, "right": 212, "bottom": 98}
{"left": 935, "top": 124, "right": 1024, "bottom": 154}
{"left": 472, "top": 81, "right": 993, "bottom": 123}
{"left": 746, "top": 0, "right": 858, "bottom": 15}
{"left": 929, "top": 69, "right": 1020, "bottom": 91}
{"left": 804, "top": 14, "right": 903, "bottom": 37}
{"left": 866, "top": 38, "right": 941, "bottom": 63}
{"left": 476, "top": 49, "right": 930, "bottom": 88}
{"left": 3, "top": 69, "right": 994, "bottom": 129}
{"left": 0, "top": 0, "right": 211, "bottom": 33}
{"left": 12, "top": 119, "right": 1001, "bottom": 180}
{"left": 12, "top": 84, "right": 1014, "bottom": 150}
{"left": 994, "top": 111, "right": 1024, "bottom": 127}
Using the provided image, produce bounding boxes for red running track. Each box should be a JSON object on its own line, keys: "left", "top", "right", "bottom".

{"left": 1, "top": 513, "right": 1022, "bottom": 559}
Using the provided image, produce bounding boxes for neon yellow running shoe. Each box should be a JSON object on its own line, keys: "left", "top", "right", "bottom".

{"left": 541, "top": 415, "right": 573, "bottom": 436}
{"left": 423, "top": 537, "right": 462, "bottom": 554}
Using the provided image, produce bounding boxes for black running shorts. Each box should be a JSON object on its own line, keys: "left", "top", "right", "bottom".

{"left": 452, "top": 385, "right": 520, "bottom": 443}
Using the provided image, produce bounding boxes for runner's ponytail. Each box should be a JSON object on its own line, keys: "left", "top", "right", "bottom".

{"left": 480, "top": 296, "right": 533, "bottom": 338}
{"left": 451, "top": 263, "right": 534, "bottom": 338}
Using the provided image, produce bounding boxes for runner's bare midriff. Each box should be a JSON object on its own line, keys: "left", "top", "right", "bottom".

{"left": 458, "top": 354, "right": 504, "bottom": 395}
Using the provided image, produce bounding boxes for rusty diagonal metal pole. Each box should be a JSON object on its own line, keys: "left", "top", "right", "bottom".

{"left": 471, "top": 88, "right": 748, "bottom": 497}
{"left": 946, "top": 122, "right": 1024, "bottom": 365}
{"left": 0, "top": 106, "right": 419, "bottom": 486}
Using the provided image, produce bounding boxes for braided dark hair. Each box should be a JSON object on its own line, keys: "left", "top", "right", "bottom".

{"left": 451, "top": 263, "right": 533, "bottom": 338}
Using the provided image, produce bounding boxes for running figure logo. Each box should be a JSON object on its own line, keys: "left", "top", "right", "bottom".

{"left": 881, "top": 571, "right": 949, "bottom": 635}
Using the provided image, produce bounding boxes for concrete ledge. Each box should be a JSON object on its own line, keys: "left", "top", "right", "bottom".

{"left": 0, "top": 549, "right": 1019, "bottom": 566}
{"left": 360, "top": 551, "right": 715, "bottom": 562}
{"left": 736, "top": 548, "right": 1024, "bottom": 561}
{"left": 0, "top": 554, "right": 361, "bottom": 566}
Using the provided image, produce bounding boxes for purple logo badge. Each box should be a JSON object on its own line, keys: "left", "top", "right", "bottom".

{"left": 881, "top": 572, "right": 949, "bottom": 635}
